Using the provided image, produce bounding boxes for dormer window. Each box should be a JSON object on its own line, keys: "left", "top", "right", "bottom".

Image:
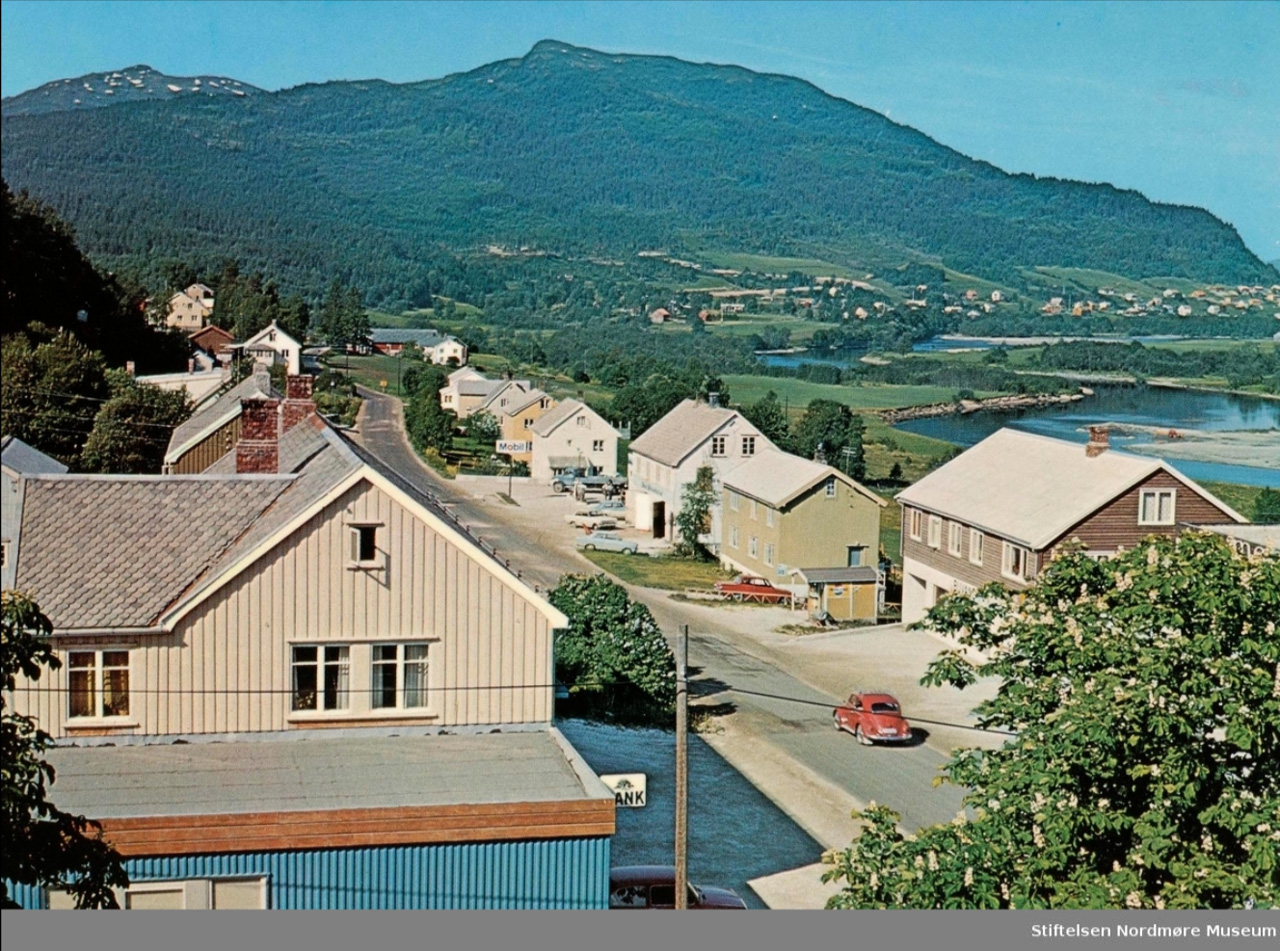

{"left": 741, "top": 436, "right": 756, "bottom": 457}
{"left": 348, "top": 522, "right": 383, "bottom": 568}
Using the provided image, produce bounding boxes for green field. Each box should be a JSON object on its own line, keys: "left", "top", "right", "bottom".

{"left": 323, "top": 353, "right": 414, "bottom": 397}
{"left": 577, "top": 551, "right": 732, "bottom": 590}
{"left": 1200, "top": 481, "right": 1266, "bottom": 520}
{"left": 724, "top": 375, "right": 992, "bottom": 412}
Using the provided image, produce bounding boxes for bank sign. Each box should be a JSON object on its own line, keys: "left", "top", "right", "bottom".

{"left": 599, "top": 773, "right": 647, "bottom": 808}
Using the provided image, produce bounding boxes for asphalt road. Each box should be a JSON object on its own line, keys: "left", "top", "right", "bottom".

{"left": 356, "top": 389, "right": 970, "bottom": 834}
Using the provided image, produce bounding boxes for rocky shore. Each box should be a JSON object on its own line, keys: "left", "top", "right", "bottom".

{"left": 880, "top": 390, "right": 1086, "bottom": 424}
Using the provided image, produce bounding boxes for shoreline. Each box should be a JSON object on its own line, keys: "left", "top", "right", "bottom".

{"left": 879, "top": 390, "right": 1086, "bottom": 424}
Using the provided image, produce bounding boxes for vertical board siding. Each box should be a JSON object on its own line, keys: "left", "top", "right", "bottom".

{"left": 7, "top": 838, "right": 609, "bottom": 909}
{"left": 13, "top": 479, "right": 553, "bottom": 737}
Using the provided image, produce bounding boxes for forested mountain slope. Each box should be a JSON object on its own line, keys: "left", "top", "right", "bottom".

{"left": 2, "top": 41, "right": 1271, "bottom": 307}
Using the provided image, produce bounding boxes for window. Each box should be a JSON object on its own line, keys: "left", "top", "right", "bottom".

{"left": 748, "top": 536, "right": 758, "bottom": 558}
{"left": 577, "top": 415, "right": 587, "bottom": 426}
{"left": 592, "top": 439, "right": 605, "bottom": 452}
{"left": 710, "top": 435, "right": 726, "bottom": 457}
{"left": 348, "top": 523, "right": 381, "bottom": 566}
{"left": 909, "top": 509, "right": 922, "bottom": 541}
{"left": 1, "top": 539, "right": 8, "bottom": 570}
{"left": 741, "top": 436, "right": 756, "bottom": 457}
{"left": 1139, "top": 489, "right": 1176, "bottom": 525}
{"left": 68, "top": 650, "right": 130, "bottom": 719}
{"left": 847, "top": 546, "right": 864, "bottom": 567}
{"left": 523, "top": 418, "right": 534, "bottom": 429}
{"left": 948, "top": 522, "right": 963, "bottom": 557}
{"left": 1002, "top": 542, "right": 1031, "bottom": 582}
{"left": 765, "top": 507, "right": 774, "bottom": 527}
{"left": 763, "top": 543, "right": 774, "bottom": 566}
{"left": 372, "top": 643, "right": 430, "bottom": 710}
{"left": 750, "top": 499, "right": 757, "bottom": 520}
{"left": 728, "top": 491, "right": 739, "bottom": 512}
{"left": 969, "top": 530, "right": 984, "bottom": 566}
{"left": 927, "top": 515, "right": 942, "bottom": 549}
{"left": 825, "top": 477, "right": 837, "bottom": 499}
{"left": 729, "top": 525, "right": 739, "bottom": 549}
{"left": 292, "top": 645, "right": 349, "bottom": 711}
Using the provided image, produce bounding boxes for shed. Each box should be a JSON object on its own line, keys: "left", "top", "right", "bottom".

{"left": 790, "top": 566, "right": 882, "bottom": 623}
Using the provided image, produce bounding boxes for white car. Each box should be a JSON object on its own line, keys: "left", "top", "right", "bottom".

{"left": 564, "top": 512, "right": 619, "bottom": 530}
{"left": 575, "top": 531, "right": 638, "bottom": 555}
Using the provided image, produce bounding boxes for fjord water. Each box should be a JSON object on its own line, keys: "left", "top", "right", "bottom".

{"left": 894, "top": 385, "right": 1280, "bottom": 487}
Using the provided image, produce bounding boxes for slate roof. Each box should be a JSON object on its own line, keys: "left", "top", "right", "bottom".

{"left": 895, "top": 429, "right": 1245, "bottom": 550}
{"left": 370, "top": 329, "right": 447, "bottom": 347}
{"left": 457, "top": 379, "right": 503, "bottom": 398}
{"left": 14, "top": 474, "right": 291, "bottom": 629}
{"left": 722, "top": 449, "right": 885, "bottom": 509}
{"left": 164, "top": 369, "right": 275, "bottom": 465}
{"left": 1, "top": 435, "right": 69, "bottom": 475}
{"left": 43, "top": 729, "right": 611, "bottom": 818}
{"left": 627, "top": 399, "right": 740, "bottom": 468}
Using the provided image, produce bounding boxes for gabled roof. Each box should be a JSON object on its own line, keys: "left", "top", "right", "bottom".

{"left": 456, "top": 379, "right": 503, "bottom": 398}
{"left": 369, "top": 329, "right": 446, "bottom": 346}
{"left": 722, "top": 449, "right": 885, "bottom": 509}
{"left": 189, "top": 324, "right": 234, "bottom": 347}
{"left": 895, "top": 428, "right": 1246, "bottom": 550}
{"left": 1, "top": 435, "right": 69, "bottom": 476}
{"left": 628, "top": 399, "right": 744, "bottom": 468}
{"left": 242, "top": 319, "right": 300, "bottom": 350}
{"left": 497, "top": 389, "right": 550, "bottom": 418}
{"left": 477, "top": 380, "right": 530, "bottom": 412}
{"left": 164, "top": 369, "right": 275, "bottom": 465}
{"left": 531, "top": 399, "right": 611, "bottom": 438}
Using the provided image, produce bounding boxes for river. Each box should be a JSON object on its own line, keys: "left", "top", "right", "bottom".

{"left": 894, "top": 385, "right": 1280, "bottom": 487}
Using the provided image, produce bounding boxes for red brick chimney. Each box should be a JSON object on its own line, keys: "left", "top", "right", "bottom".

{"left": 237, "top": 397, "right": 280, "bottom": 473}
{"left": 1085, "top": 425, "right": 1110, "bottom": 458}
{"left": 282, "top": 374, "right": 317, "bottom": 432}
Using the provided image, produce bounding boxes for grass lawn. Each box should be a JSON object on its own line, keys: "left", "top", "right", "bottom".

{"left": 725, "top": 375, "right": 988, "bottom": 412}
{"left": 577, "top": 551, "right": 732, "bottom": 590}
{"left": 324, "top": 354, "right": 415, "bottom": 397}
{"left": 1201, "top": 481, "right": 1265, "bottom": 520}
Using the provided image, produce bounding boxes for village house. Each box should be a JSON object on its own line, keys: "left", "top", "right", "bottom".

{"left": 529, "top": 399, "right": 620, "bottom": 482}
{"left": 895, "top": 428, "right": 1246, "bottom": 625}
{"left": 163, "top": 368, "right": 276, "bottom": 474}
{"left": 720, "top": 450, "right": 885, "bottom": 621}
{"left": 2, "top": 436, "right": 68, "bottom": 590}
{"left": 4, "top": 377, "right": 616, "bottom": 909}
{"left": 164, "top": 283, "right": 215, "bottom": 331}
{"left": 438, "top": 369, "right": 532, "bottom": 419}
{"left": 133, "top": 360, "right": 231, "bottom": 409}
{"left": 237, "top": 320, "right": 302, "bottom": 375}
{"left": 626, "top": 398, "right": 775, "bottom": 544}
{"left": 369, "top": 329, "right": 469, "bottom": 366}
{"left": 489, "top": 388, "right": 555, "bottom": 467}
{"left": 648, "top": 307, "right": 672, "bottom": 324}
{"left": 188, "top": 324, "right": 236, "bottom": 366}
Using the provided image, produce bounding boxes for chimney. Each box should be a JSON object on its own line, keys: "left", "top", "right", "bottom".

{"left": 813, "top": 441, "right": 828, "bottom": 465}
{"left": 282, "top": 374, "right": 317, "bottom": 431}
{"left": 125, "top": 360, "right": 136, "bottom": 376}
{"left": 236, "top": 397, "right": 280, "bottom": 473}
{"left": 187, "top": 358, "right": 196, "bottom": 374}
{"left": 707, "top": 391, "right": 720, "bottom": 408}
{"left": 1086, "top": 426, "right": 1110, "bottom": 458}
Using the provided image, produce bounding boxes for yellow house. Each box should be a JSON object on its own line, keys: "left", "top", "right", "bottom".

{"left": 720, "top": 450, "right": 885, "bottom": 608}
{"left": 492, "top": 389, "right": 554, "bottom": 466}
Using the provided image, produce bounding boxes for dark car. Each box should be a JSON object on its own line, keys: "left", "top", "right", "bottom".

{"left": 608, "top": 866, "right": 747, "bottom": 909}
{"left": 833, "top": 691, "right": 913, "bottom": 745}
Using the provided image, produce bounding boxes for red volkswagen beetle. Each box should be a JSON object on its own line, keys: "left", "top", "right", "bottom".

{"left": 833, "top": 692, "right": 912, "bottom": 745}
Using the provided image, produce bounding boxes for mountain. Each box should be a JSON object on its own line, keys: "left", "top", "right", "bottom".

{"left": 1, "top": 41, "right": 1273, "bottom": 308}
{"left": 1, "top": 65, "right": 260, "bottom": 115}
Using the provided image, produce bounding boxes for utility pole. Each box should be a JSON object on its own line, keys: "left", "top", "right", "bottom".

{"left": 675, "top": 624, "right": 689, "bottom": 909}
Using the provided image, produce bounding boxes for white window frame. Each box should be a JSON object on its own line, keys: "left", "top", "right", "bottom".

{"left": 66, "top": 649, "right": 131, "bottom": 721}
{"left": 51, "top": 876, "right": 270, "bottom": 910}
{"left": 291, "top": 644, "right": 351, "bottom": 712}
{"left": 948, "top": 521, "right": 963, "bottom": 557}
{"left": 909, "top": 509, "right": 922, "bottom": 541}
{"left": 1138, "top": 488, "right": 1176, "bottom": 526}
{"left": 1002, "top": 541, "right": 1031, "bottom": 582}
{"left": 969, "top": 530, "right": 984, "bottom": 566}
{"left": 741, "top": 435, "right": 756, "bottom": 457}
{"left": 592, "top": 439, "right": 605, "bottom": 452}
{"left": 729, "top": 525, "right": 739, "bottom": 549}
{"left": 748, "top": 535, "right": 758, "bottom": 558}
{"left": 763, "top": 542, "right": 774, "bottom": 566}
{"left": 825, "top": 477, "right": 837, "bottom": 499}
{"left": 927, "top": 515, "right": 942, "bottom": 549}
{"left": 710, "top": 435, "right": 727, "bottom": 457}
{"left": 370, "top": 642, "right": 432, "bottom": 711}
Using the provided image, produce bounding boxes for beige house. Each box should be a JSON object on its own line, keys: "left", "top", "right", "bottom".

{"left": 896, "top": 428, "right": 1245, "bottom": 625}
{"left": 720, "top": 450, "right": 885, "bottom": 592}
{"left": 239, "top": 320, "right": 302, "bottom": 376}
{"left": 440, "top": 370, "right": 534, "bottom": 419}
{"left": 10, "top": 381, "right": 568, "bottom": 738}
{"left": 627, "top": 398, "right": 776, "bottom": 543}
{"left": 493, "top": 389, "right": 555, "bottom": 466}
{"left": 165, "top": 283, "right": 215, "bottom": 330}
{"left": 529, "top": 399, "right": 620, "bottom": 482}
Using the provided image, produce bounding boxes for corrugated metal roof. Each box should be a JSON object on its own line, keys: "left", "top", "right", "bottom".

{"left": 895, "top": 428, "right": 1241, "bottom": 550}
{"left": 627, "top": 399, "right": 738, "bottom": 468}
{"left": 722, "top": 449, "right": 884, "bottom": 508}
{"left": 1, "top": 435, "right": 69, "bottom": 475}
{"left": 792, "top": 567, "right": 879, "bottom": 584}
{"left": 43, "top": 730, "right": 610, "bottom": 818}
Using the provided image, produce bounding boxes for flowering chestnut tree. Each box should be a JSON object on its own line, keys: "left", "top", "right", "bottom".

{"left": 824, "top": 533, "right": 1279, "bottom": 908}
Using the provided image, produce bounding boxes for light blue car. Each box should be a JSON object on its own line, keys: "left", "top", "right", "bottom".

{"left": 575, "top": 531, "right": 639, "bottom": 555}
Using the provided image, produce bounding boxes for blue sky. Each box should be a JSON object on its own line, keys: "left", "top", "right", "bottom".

{"left": 3, "top": 0, "right": 1277, "bottom": 260}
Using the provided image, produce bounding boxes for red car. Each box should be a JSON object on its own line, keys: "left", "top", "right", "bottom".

{"left": 833, "top": 692, "right": 913, "bottom": 745}
{"left": 608, "top": 866, "right": 747, "bottom": 909}
{"left": 714, "top": 575, "right": 792, "bottom": 604}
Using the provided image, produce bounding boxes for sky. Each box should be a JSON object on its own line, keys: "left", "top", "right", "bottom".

{"left": 3, "top": 1, "right": 1277, "bottom": 261}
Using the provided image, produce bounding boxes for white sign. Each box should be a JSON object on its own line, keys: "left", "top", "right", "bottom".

{"left": 495, "top": 440, "right": 532, "bottom": 454}
{"left": 599, "top": 773, "right": 647, "bottom": 808}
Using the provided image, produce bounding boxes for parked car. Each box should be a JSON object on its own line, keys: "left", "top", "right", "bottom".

{"left": 564, "top": 511, "right": 619, "bottom": 530}
{"left": 713, "top": 574, "right": 793, "bottom": 604}
{"left": 576, "top": 531, "right": 638, "bottom": 555}
{"left": 587, "top": 499, "right": 625, "bottom": 514}
{"left": 608, "top": 866, "right": 747, "bottom": 909}
{"left": 833, "top": 691, "right": 913, "bottom": 745}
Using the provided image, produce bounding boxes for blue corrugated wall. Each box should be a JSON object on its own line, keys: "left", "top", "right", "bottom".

{"left": 9, "top": 837, "right": 611, "bottom": 909}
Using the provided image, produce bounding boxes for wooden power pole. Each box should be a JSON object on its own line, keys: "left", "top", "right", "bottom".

{"left": 675, "top": 624, "right": 689, "bottom": 909}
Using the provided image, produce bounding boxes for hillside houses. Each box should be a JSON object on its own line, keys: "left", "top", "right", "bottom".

{"left": 164, "top": 283, "right": 215, "bottom": 330}
{"left": 370, "top": 329, "right": 469, "bottom": 365}
{"left": 4, "top": 374, "right": 617, "bottom": 910}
